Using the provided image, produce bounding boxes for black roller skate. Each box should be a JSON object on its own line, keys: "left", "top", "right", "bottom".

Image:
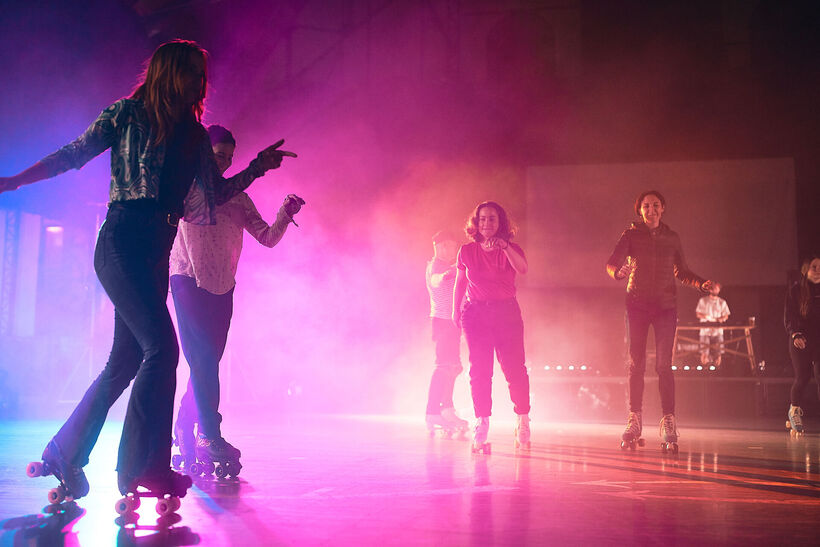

{"left": 659, "top": 413, "right": 679, "bottom": 454}
{"left": 620, "top": 411, "right": 645, "bottom": 450}
{"left": 786, "top": 405, "right": 804, "bottom": 437}
{"left": 471, "top": 417, "right": 491, "bottom": 454}
{"left": 192, "top": 434, "right": 242, "bottom": 479}
{"left": 26, "top": 440, "right": 90, "bottom": 504}
{"left": 115, "top": 468, "right": 193, "bottom": 517}
{"left": 171, "top": 422, "right": 197, "bottom": 474}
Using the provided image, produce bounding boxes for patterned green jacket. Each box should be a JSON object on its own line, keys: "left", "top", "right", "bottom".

{"left": 39, "top": 98, "right": 267, "bottom": 225}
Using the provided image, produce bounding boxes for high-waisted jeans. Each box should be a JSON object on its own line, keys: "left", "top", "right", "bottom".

{"left": 462, "top": 298, "right": 530, "bottom": 418}
{"left": 52, "top": 200, "right": 179, "bottom": 479}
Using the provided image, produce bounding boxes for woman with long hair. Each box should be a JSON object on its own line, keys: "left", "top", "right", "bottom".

{"left": 0, "top": 40, "right": 295, "bottom": 500}
{"left": 452, "top": 201, "right": 530, "bottom": 453}
{"left": 784, "top": 253, "right": 820, "bottom": 435}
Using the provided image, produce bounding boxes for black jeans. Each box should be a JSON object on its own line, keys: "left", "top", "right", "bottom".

{"left": 52, "top": 201, "right": 179, "bottom": 479}
{"left": 170, "top": 274, "right": 234, "bottom": 439}
{"left": 426, "top": 317, "right": 462, "bottom": 415}
{"left": 626, "top": 302, "right": 677, "bottom": 415}
{"left": 789, "top": 336, "right": 820, "bottom": 406}
{"left": 462, "top": 298, "right": 530, "bottom": 418}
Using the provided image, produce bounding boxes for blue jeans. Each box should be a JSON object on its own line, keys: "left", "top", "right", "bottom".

{"left": 626, "top": 302, "right": 677, "bottom": 415}
{"left": 171, "top": 274, "right": 234, "bottom": 439}
{"left": 462, "top": 298, "right": 530, "bottom": 418}
{"left": 52, "top": 201, "right": 179, "bottom": 479}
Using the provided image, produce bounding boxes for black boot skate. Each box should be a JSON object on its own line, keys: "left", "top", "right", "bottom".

{"left": 116, "top": 468, "right": 193, "bottom": 516}
{"left": 194, "top": 434, "right": 242, "bottom": 479}
{"left": 26, "top": 440, "right": 90, "bottom": 504}
{"left": 172, "top": 421, "right": 197, "bottom": 473}
{"left": 620, "top": 411, "right": 645, "bottom": 450}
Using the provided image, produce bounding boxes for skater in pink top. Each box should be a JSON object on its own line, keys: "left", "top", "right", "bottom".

{"left": 452, "top": 201, "right": 531, "bottom": 453}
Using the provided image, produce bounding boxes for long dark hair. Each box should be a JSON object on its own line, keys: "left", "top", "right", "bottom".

{"left": 464, "top": 201, "right": 517, "bottom": 243}
{"left": 798, "top": 253, "right": 820, "bottom": 317}
{"left": 131, "top": 40, "right": 208, "bottom": 143}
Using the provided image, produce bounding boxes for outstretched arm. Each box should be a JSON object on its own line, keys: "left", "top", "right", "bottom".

{"left": 0, "top": 162, "right": 51, "bottom": 193}
{"left": 212, "top": 139, "right": 298, "bottom": 205}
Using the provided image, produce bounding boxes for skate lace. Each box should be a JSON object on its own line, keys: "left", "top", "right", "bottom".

{"left": 790, "top": 407, "right": 804, "bottom": 427}
{"left": 659, "top": 414, "right": 677, "bottom": 438}
{"left": 626, "top": 412, "right": 641, "bottom": 436}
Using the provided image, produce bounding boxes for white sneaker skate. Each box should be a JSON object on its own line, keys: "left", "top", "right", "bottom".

{"left": 620, "top": 411, "right": 645, "bottom": 450}
{"left": 514, "top": 414, "right": 531, "bottom": 449}
{"left": 441, "top": 407, "right": 469, "bottom": 434}
{"left": 659, "top": 414, "right": 679, "bottom": 454}
{"left": 472, "top": 417, "right": 491, "bottom": 454}
{"left": 787, "top": 405, "right": 804, "bottom": 436}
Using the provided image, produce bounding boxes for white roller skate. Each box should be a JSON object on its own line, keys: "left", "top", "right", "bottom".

{"left": 620, "top": 411, "right": 645, "bottom": 450}
{"left": 441, "top": 407, "right": 469, "bottom": 436}
{"left": 659, "top": 413, "right": 679, "bottom": 454}
{"left": 514, "top": 414, "right": 531, "bottom": 450}
{"left": 787, "top": 405, "right": 804, "bottom": 437}
{"left": 472, "top": 417, "right": 491, "bottom": 454}
{"left": 426, "top": 414, "right": 458, "bottom": 438}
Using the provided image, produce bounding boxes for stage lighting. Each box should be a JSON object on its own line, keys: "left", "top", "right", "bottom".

{"left": 709, "top": 365, "right": 716, "bottom": 371}
{"left": 696, "top": 365, "right": 703, "bottom": 371}
{"left": 683, "top": 365, "right": 691, "bottom": 371}
{"left": 671, "top": 365, "right": 678, "bottom": 371}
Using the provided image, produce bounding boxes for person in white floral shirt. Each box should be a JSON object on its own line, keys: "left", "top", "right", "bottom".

{"left": 169, "top": 125, "right": 304, "bottom": 474}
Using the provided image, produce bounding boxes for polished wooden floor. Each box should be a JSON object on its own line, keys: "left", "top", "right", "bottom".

{"left": 1, "top": 415, "right": 820, "bottom": 546}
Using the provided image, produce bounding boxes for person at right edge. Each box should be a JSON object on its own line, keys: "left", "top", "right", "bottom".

{"left": 783, "top": 253, "right": 820, "bottom": 436}
{"left": 452, "top": 201, "right": 531, "bottom": 452}
{"left": 606, "top": 190, "right": 717, "bottom": 453}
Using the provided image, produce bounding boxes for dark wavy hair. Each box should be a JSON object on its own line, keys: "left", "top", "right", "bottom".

{"left": 464, "top": 201, "right": 517, "bottom": 243}
{"left": 798, "top": 253, "right": 820, "bottom": 318}
{"left": 131, "top": 39, "right": 208, "bottom": 144}
{"left": 634, "top": 190, "right": 666, "bottom": 216}
{"left": 207, "top": 124, "right": 236, "bottom": 147}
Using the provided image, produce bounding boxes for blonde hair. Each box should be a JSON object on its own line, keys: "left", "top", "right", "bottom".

{"left": 131, "top": 40, "right": 208, "bottom": 143}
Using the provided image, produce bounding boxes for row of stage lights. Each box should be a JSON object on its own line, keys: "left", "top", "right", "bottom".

{"left": 539, "top": 364, "right": 718, "bottom": 373}
{"left": 542, "top": 365, "right": 590, "bottom": 372}
{"left": 672, "top": 364, "right": 718, "bottom": 372}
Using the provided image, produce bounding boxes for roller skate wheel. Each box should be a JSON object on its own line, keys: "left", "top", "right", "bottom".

{"left": 638, "top": 438, "right": 646, "bottom": 447}
{"left": 786, "top": 419, "right": 792, "bottom": 430}
{"left": 214, "top": 463, "right": 227, "bottom": 479}
{"left": 188, "top": 462, "right": 201, "bottom": 476}
{"left": 27, "top": 461, "right": 44, "bottom": 477}
{"left": 155, "top": 496, "right": 179, "bottom": 517}
{"left": 171, "top": 454, "right": 184, "bottom": 469}
{"left": 230, "top": 463, "right": 242, "bottom": 477}
{"left": 203, "top": 461, "right": 215, "bottom": 475}
{"left": 115, "top": 495, "right": 138, "bottom": 515}
{"left": 48, "top": 486, "right": 65, "bottom": 505}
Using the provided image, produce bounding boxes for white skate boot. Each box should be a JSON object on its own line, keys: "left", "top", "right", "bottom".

{"left": 514, "top": 414, "right": 531, "bottom": 449}
{"left": 620, "top": 411, "right": 645, "bottom": 450}
{"left": 441, "top": 407, "right": 469, "bottom": 435}
{"left": 515, "top": 414, "right": 531, "bottom": 450}
{"left": 787, "top": 405, "right": 804, "bottom": 436}
{"left": 426, "top": 414, "right": 457, "bottom": 438}
{"left": 472, "top": 417, "right": 491, "bottom": 454}
{"left": 659, "top": 413, "right": 679, "bottom": 454}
